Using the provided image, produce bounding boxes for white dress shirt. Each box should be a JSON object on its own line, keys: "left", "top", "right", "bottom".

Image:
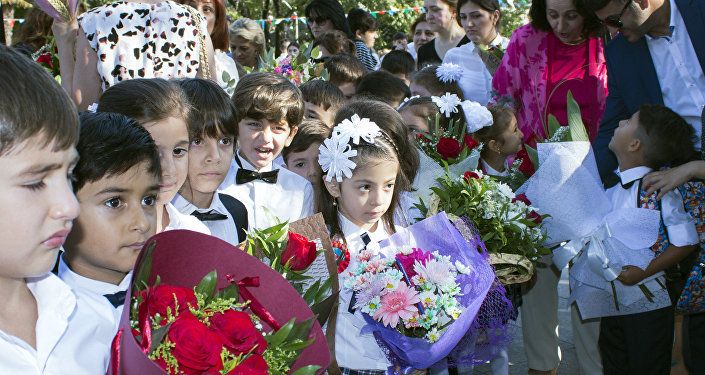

{"left": 0, "top": 273, "right": 114, "bottom": 375}
{"left": 443, "top": 34, "right": 509, "bottom": 105}
{"left": 481, "top": 158, "right": 509, "bottom": 177}
{"left": 335, "top": 214, "right": 399, "bottom": 371}
{"left": 164, "top": 202, "right": 211, "bottom": 234}
{"left": 58, "top": 256, "right": 130, "bottom": 330}
{"left": 220, "top": 152, "right": 314, "bottom": 230}
{"left": 646, "top": 0, "right": 705, "bottom": 149}
{"left": 172, "top": 193, "right": 242, "bottom": 245}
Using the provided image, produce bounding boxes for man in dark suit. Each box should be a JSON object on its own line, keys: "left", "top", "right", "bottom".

{"left": 585, "top": 0, "right": 705, "bottom": 188}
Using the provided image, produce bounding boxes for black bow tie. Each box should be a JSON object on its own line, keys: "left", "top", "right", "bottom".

{"left": 191, "top": 209, "right": 228, "bottom": 221}
{"left": 235, "top": 169, "right": 279, "bottom": 184}
{"left": 104, "top": 290, "right": 126, "bottom": 308}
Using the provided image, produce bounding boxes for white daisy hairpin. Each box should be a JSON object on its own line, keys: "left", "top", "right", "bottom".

{"left": 436, "top": 63, "right": 464, "bottom": 83}
{"left": 461, "top": 101, "right": 494, "bottom": 133}
{"left": 318, "top": 114, "right": 383, "bottom": 182}
{"left": 431, "top": 93, "right": 462, "bottom": 118}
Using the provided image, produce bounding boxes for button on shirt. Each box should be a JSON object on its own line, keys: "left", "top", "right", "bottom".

{"left": 58, "top": 256, "right": 130, "bottom": 331}
{"left": 172, "top": 193, "right": 241, "bottom": 245}
{"left": 0, "top": 273, "right": 114, "bottom": 375}
{"left": 164, "top": 202, "right": 211, "bottom": 234}
{"left": 220, "top": 152, "right": 314, "bottom": 230}
{"left": 335, "top": 214, "right": 398, "bottom": 371}
{"left": 646, "top": 0, "right": 705, "bottom": 149}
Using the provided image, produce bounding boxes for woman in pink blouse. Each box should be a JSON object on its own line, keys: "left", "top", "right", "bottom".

{"left": 492, "top": 0, "right": 607, "bottom": 147}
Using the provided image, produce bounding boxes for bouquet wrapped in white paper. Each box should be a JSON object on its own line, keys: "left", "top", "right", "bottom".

{"left": 520, "top": 142, "right": 670, "bottom": 319}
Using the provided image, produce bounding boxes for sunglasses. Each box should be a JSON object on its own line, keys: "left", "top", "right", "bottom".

{"left": 601, "top": 0, "right": 631, "bottom": 29}
{"left": 307, "top": 16, "right": 330, "bottom": 25}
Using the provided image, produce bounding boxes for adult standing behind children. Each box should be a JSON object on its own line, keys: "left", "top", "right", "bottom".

{"left": 51, "top": 0, "right": 216, "bottom": 111}
{"left": 304, "top": 0, "right": 352, "bottom": 40}
{"left": 417, "top": 0, "right": 469, "bottom": 68}
{"left": 229, "top": 18, "right": 266, "bottom": 70}
{"left": 409, "top": 14, "right": 438, "bottom": 61}
{"left": 584, "top": 0, "right": 705, "bottom": 188}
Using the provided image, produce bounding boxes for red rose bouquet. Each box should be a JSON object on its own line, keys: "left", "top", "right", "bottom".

{"left": 109, "top": 230, "right": 330, "bottom": 375}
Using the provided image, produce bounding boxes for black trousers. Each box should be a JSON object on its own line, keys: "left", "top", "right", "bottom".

{"left": 599, "top": 306, "right": 674, "bottom": 375}
{"left": 683, "top": 312, "right": 705, "bottom": 375}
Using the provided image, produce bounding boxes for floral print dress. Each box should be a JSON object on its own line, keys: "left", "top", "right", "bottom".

{"left": 79, "top": 0, "right": 207, "bottom": 90}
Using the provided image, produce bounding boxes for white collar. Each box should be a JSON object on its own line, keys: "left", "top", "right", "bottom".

{"left": 618, "top": 166, "right": 654, "bottom": 185}
{"left": 338, "top": 212, "right": 388, "bottom": 242}
{"left": 172, "top": 192, "right": 225, "bottom": 214}
{"left": 646, "top": 0, "right": 678, "bottom": 40}
{"left": 481, "top": 159, "right": 509, "bottom": 177}
{"left": 27, "top": 273, "right": 76, "bottom": 323}
{"left": 236, "top": 150, "right": 274, "bottom": 173}
{"left": 165, "top": 202, "right": 185, "bottom": 228}
{"left": 488, "top": 33, "right": 508, "bottom": 49}
{"left": 58, "top": 255, "right": 131, "bottom": 296}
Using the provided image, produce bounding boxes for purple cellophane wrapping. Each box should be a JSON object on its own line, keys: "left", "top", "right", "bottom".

{"left": 363, "top": 212, "right": 498, "bottom": 370}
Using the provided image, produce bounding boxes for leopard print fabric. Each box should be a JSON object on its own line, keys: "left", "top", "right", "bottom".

{"left": 79, "top": 1, "right": 207, "bottom": 90}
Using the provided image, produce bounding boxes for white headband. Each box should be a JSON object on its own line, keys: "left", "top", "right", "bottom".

{"left": 318, "top": 114, "right": 383, "bottom": 182}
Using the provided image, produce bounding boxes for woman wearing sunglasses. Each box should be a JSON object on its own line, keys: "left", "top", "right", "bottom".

{"left": 492, "top": 0, "right": 607, "bottom": 147}
{"left": 491, "top": 0, "right": 607, "bottom": 374}
{"left": 304, "top": 0, "right": 351, "bottom": 39}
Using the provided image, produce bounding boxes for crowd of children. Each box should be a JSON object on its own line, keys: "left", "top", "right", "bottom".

{"left": 1, "top": 15, "right": 704, "bottom": 372}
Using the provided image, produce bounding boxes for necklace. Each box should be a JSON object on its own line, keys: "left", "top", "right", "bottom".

{"left": 563, "top": 38, "right": 587, "bottom": 46}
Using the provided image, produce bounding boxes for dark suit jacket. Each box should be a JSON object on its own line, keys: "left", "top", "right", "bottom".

{"left": 593, "top": 0, "right": 705, "bottom": 186}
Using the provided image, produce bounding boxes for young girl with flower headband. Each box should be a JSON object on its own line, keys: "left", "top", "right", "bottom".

{"left": 317, "top": 102, "right": 411, "bottom": 373}
{"left": 472, "top": 105, "right": 524, "bottom": 177}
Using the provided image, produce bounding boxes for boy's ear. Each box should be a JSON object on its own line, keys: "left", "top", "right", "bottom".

{"left": 323, "top": 178, "right": 341, "bottom": 198}
{"left": 628, "top": 137, "right": 641, "bottom": 152}
{"left": 487, "top": 139, "right": 502, "bottom": 153}
{"left": 285, "top": 126, "right": 299, "bottom": 147}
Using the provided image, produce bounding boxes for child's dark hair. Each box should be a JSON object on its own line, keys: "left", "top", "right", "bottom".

{"left": 347, "top": 8, "right": 378, "bottom": 36}
{"left": 411, "top": 65, "right": 464, "bottom": 99}
{"left": 337, "top": 100, "right": 419, "bottom": 188}
{"left": 356, "top": 71, "right": 411, "bottom": 107}
{"left": 74, "top": 112, "right": 161, "bottom": 192}
{"left": 381, "top": 50, "right": 417, "bottom": 78}
{"left": 472, "top": 105, "right": 515, "bottom": 144}
{"left": 324, "top": 53, "right": 365, "bottom": 86}
{"left": 0, "top": 45, "right": 78, "bottom": 156}
{"left": 314, "top": 30, "right": 357, "bottom": 57}
{"left": 393, "top": 32, "right": 408, "bottom": 42}
{"left": 233, "top": 72, "right": 304, "bottom": 127}
{"left": 282, "top": 118, "right": 331, "bottom": 163}
{"left": 397, "top": 96, "right": 458, "bottom": 130}
{"left": 98, "top": 78, "right": 191, "bottom": 127}
{"left": 321, "top": 102, "right": 411, "bottom": 239}
{"left": 176, "top": 78, "right": 237, "bottom": 140}
{"left": 299, "top": 80, "right": 345, "bottom": 112}
{"left": 636, "top": 104, "right": 697, "bottom": 168}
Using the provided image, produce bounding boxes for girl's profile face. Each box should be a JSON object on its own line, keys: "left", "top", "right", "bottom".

{"left": 497, "top": 115, "right": 524, "bottom": 156}
{"left": 142, "top": 116, "right": 190, "bottom": 204}
{"left": 328, "top": 158, "right": 399, "bottom": 232}
{"left": 399, "top": 108, "right": 430, "bottom": 138}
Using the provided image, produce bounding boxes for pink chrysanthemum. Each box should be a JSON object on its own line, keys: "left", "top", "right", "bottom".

{"left": 373, "top": 283, "right": 421, "bottom": 327}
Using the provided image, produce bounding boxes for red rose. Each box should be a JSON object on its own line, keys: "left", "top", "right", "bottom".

{"left": 168, "top": 314, "right": 225, "bottom": 374}
{"left": 463, "top": 171, "right": 480, "bottom": 181}
{"left": 227, "top": 354, "right": 268, "bottom": 374}
{"left": 512, "top": 193, "right": 532, "bottom": 206}
{"left": 463, "top": 135, "right": 479, "bottom": 150}
{"left": 516, "top": 148, "right": 535, "bottom": 177}
{"left": 436, "top": 137, "right": 462, "bottom": 160}
{"left": 210, "top": 310, "right": 267, "bottom": 355}
{"left": 36, "top": 53, "right": 52, "bottom": 68}
{"left": 140, "top": 285, "right": 198, "bottom": 324}
{"left": 280, "top": 232, "right": 318, "bottom": 271}
{"left": 527, "top": 210, "right": 542, "bottom": 224}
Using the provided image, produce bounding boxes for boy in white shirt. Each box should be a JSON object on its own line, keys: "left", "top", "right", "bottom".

{"left": 61, "top": 112, "right": 161, "bottom": 335}
{"left": 597, "top": 104, "right": 700, "bottom": 374}
{"left": 173, "top": 79, "right": 248, "bottom": 245}
{"left": 0, "top": 45, "right": 113, "bottom": 375}
{"left": 220, "top": 72, "right": 315, "bottom": 229}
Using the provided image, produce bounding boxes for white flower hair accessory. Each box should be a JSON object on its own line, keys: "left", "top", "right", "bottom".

{"left": 318, "top": 136, "right": 358, "bottom": 182}
{"left": 461, "top": 100, "right": 494, "bottom": 133}
{"left": 397, "top": 95, "right": 421, "bottom": 110}
{"left": 431, "top": 93, "right": 462, "bottom": 118}
{"left": 333, "top": 114, "right": 382, "bottom": 145}
{"left": 87, "top": 103, "right": 99, "bottom": 113}
{"left": 436, "top": 63, "right": 463, "bottom": 83}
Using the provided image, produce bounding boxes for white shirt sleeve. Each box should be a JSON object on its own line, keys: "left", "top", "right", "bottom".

{"left": 661, "top": 189, "right": 699, "bottom": 246}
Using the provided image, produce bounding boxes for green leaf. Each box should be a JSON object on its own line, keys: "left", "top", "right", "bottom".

{"left": 148, "top": 322, "right": 171, "bottom": 355}
{"left": 222, "top": 70, "right": 231, "bottom": 82}
{"left": 195, "top": 270, "right": 218, "bottom": 300}
{"left": 287, "top": 318, "right": 315, "bottom": 342}
{"left": 311, "top": 292, "right": 338, "bottom": 326}
{"left": 280, "top": 337, "right": 316, "bottom": 352}
{"left": 133, "top": 240, "right": 157, "bottom": 292}
{"left": 566, "top": 91, "right": 590, "bottom": 142}
{"left": 525, "top": 144, "right": 539, "bottom": 168}
{"left": 266, "top": 318, "right": 296, "bottom": 347}
{"left": 302, "top": 280, "right": 321, "bottom": 304}
{"left": 291, "top": 365, "right": 322, "bottom": 375}
{"left": 547, "top": 114, "right": 561, "bottom": 138}
{"left": 216, "top": 283, "right": 239, "bottom": 301}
